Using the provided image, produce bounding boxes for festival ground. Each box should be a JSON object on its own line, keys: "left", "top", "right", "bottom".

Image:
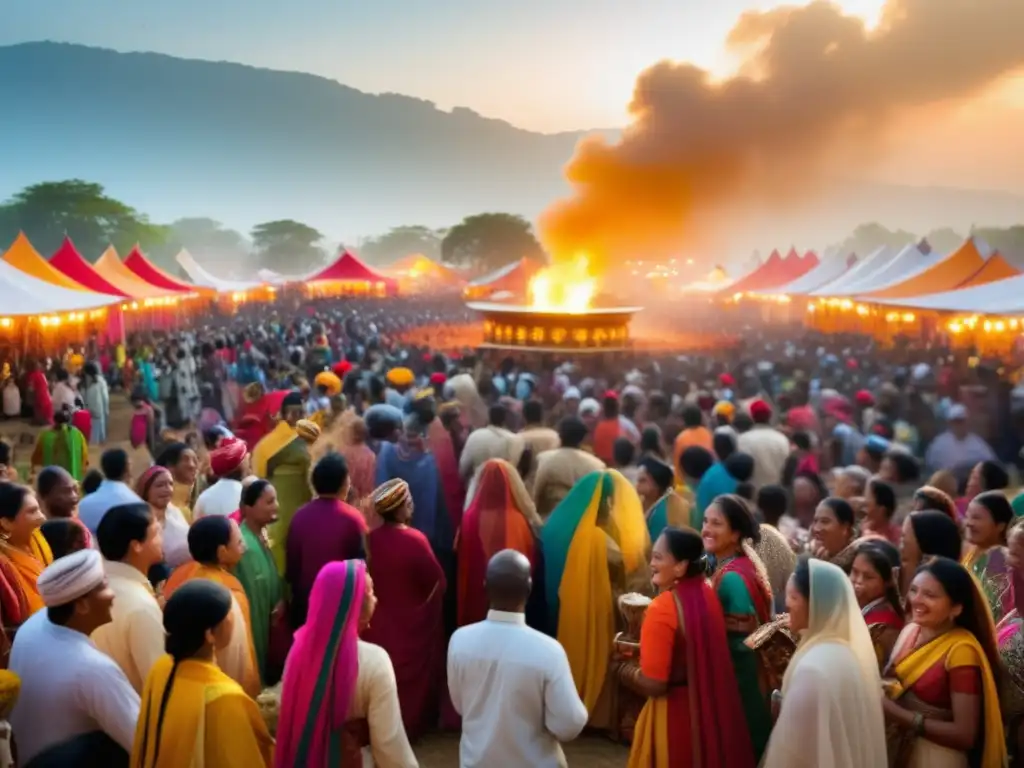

{"left": 0, "top": 396, "right": 629, "bottom": 765}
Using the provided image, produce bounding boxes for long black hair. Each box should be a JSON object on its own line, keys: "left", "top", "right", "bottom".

{"left": 907, "top": 510, "right": 962, "bottom": 561}
{"left": 712, "top": 494, "right": 761, "bottom": 545}
{"left": 139, "top": 580, "right": 232, "bottom": 765}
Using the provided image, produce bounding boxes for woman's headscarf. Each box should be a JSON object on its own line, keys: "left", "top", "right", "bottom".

{"left": 135, "top": 466, "right": 172, "bottom": 503}
{"left": 275, "top": 560, "right": 366, "bottom": 768}
{"left": 445, "top": 374, "right": 487, "bottom": 430}
{"left": 783, "top": 560, "right": 880, "bottom": 694}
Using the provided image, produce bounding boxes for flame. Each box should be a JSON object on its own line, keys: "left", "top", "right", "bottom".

{"left": 528, "top": 255, "right": 597, "bottom": 313}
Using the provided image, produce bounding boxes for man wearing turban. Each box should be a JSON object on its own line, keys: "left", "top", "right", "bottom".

{"left": 194, "top": 437, "right": 249, "bottom": 519}
{"left": 250, "top": 392, "right": 313, "bottom": 573}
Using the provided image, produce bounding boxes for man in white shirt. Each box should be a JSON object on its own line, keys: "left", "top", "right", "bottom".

{"left": 9, "top": 549, "right": 140, "bottom": 764}
{"left": 448, "top": 550, "right": 587, "bottom": 768}
{"left": 193, "top": 437, "right": 248, "bottom": 518}
{"left": 78, "top": 449, "right": 142, "bottom": 535}
{"left": 92, "top": 502, "right": 166, "bottom": 692}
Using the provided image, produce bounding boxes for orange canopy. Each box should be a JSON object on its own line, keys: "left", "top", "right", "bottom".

{"left": 124, "top": 246, "right": 203, "bottom": 294}
{"left": 863, "top": 238, "right": 989, "bottom": 300}
{"left": 2, "top": 232, "right": 88, "bottom": 290}
{"left": 958, "top": 252, "right": 1019, "bottom": 288}
{"left": 94, "top": 248, "right": 178, "bottom": 299}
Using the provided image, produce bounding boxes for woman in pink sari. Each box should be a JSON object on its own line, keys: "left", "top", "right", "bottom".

{"left": 276, "top": 559, "right": 416, "bottom": 767}
{"left": 363, "top": 478, "right": 446, "bottom": 741}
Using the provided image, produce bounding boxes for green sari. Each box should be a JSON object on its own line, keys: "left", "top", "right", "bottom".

{"left": 235, "top": 523, "right": 282, "bottom": 684}
{"left": 35, "top": 426, "right": 87, "bottom": 482}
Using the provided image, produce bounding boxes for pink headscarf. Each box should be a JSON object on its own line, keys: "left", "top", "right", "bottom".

{"left": 275, "top": 559, "right": 366, "bottom": 767}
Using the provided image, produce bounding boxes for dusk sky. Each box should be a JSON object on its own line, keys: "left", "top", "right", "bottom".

{"left": 5, "top": 0, "right": 891, "bottom": 132}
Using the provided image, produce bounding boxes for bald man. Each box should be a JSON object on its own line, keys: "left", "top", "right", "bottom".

{"left": 448, "top": 550, "right": 587, "bottom": 767}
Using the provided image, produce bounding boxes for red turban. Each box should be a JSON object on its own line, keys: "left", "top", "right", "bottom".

{"left": 332, "top": 361, "right": 353, "bottom": 378}
{"left": 429, "top": 372, "right": 447, "bottom": 386}
{"left": 209, "top": 438, "right": 247, "bottom": 477}
{"left": 719, "top": 373, "right": 735, "bottom": 388}
{"left": 749, "top": 399, "right": 772, "bottom": 424}
{"left": 855, "top": 390, "right": 875, "bottom": 407}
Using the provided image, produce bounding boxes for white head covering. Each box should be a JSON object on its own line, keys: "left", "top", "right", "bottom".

{"left": 578, "top": 398, "right": 600, "bottom": 418}
{"left": 37, "top": 549, "right": 106, "bottom": 608}
{"left": 764, "top": 560, "right": 886, "bottom": 768}
{"left": 563, "top": 386, "right": 582, "bottom": 402}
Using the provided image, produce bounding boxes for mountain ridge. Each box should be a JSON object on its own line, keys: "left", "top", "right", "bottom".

{"left": 0, "top": 41, "right": 1020, "bottom": 249}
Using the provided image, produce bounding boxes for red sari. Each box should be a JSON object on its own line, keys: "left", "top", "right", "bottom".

{"left": 628, "top": 578, "right": 756, "bottom": 767}
{"left": 27, "top": 370, "right": 52, "bottom": 425}
{"left": 363, "top": 523, "right": 446, "bottom": 740}
{"left": 457, "top": 460, "right": 538, "bottom": 627}
{"left": 427, "top": 419, "right": 465, "bottom": 532}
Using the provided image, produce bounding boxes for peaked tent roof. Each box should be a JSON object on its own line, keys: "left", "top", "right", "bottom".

{"left": 958, "top": 252, "right": 1019, "bottom": 288}
{"left": 307, "top": 250, "right": 397, "bottom": 289}
{"left": 768, "top": 248, "right": 854, "bottom": 295}
{"left": 124, "top": 247, "right": 199, "bottom": 293}
{"left": 871, "top": 272, "right": 1024, "bottom": 312}
{"left": 2, "top": 233, "right": 89, "bottom": 291}
{"left": 0, "top": 257, "right": 120, "bottom": 315}
{"left": 862, "top": 237, "right": 992, "bottom": 300}
{"left": 94, "top": 248, "right": 178, "bottom": 299}
{"left": 724, "top": 250, "right": 786, "bottom": 294}
{"left": 385, "top": 254, "right": 465, "bottom": 286}
{"left": 851, "top": 244, "right": 934, "bottom": 294}
{"left": 812, "top": 245, "right": 902, "bottom": 296}
{"left": 49, "top": 237, "right": 129, "bottom": 297}
{"left": 175, "top": 250, "right": 263, "bottom": 292}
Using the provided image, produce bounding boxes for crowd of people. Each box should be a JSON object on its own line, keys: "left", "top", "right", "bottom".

{"left": 0, "top": 296, "right": 1022, "bottom": 766}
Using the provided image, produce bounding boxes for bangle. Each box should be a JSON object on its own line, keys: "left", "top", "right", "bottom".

{"left": 912, "top": 712, "right": 925, "bottom": 736}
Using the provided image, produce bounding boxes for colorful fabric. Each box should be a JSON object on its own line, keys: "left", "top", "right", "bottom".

{"left": 890, "top": 626, "right": 1006, "bottom": 768}
{"left": 276, "top": 560, "right": 366, "bottom": 768}
{"left": 695, "top": 463, "right": 738, "bottom": 521}
{"left": 628, "top": 581, "right": 755, "bottom": 767}
{"left": 375, "top": 441, "right": 453, "bottom": 560}
{"left": 0, "top": 530, "right": 54, "bottom": 616}
{"left": 235, "top": 523, "right": 282, "bottom": 685}
{"left": 963, "top": 545, "right": 1012, "bottom": 622}
{"left": 254, "top": 423, "right": 312, "bottom": 574}
{"left": 457, "top": 459, "right": 540, "bottom": 626}
{"left": 34, "top": 426, "right": 88, "bottom": 482}
{"left": 132, "top": 656, "right": 273, "bottom": 767}
{"left": 644, "top": 491, "right": 690, "bottom": 544}
{"left": 541, "top": 470, "right": 649, "bottom": 714}
{"left": 426, "top": 418, "right": 466, "bottom": 532}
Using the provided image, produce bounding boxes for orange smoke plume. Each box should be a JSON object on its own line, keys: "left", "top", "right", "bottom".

{"left": 539, "top": 0, "right": 1024, "bottom": 268}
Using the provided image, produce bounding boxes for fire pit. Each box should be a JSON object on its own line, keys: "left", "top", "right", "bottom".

{"left": 466, "top": 302, "right": 641, "bottom": 353}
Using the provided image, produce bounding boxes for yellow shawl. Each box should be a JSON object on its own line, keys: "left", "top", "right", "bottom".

{"left": 0, "top": 530, "right": 54, "bottom": 615}
{"left": 131, "top": 655, "right": 273, "bottom": 768}
{"left": 251, "top": 421, "right": 299, "bottom": 479}
{"left": 891, "top": 627, "right": 1006, "bottom": 768}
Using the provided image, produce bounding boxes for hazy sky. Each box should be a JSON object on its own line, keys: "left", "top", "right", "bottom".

{"left": 4, "top": 0, "right": 892, "bottom": 132}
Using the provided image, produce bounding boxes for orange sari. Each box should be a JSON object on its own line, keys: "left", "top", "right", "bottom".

{"left": 164, "top": 562, "right": 261, "bottom": 697}
{"left": 0, "top": 529, "right": 53, "bottom": 616}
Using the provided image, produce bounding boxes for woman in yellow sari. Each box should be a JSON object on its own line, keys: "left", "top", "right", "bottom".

{"left": 251, "top": 392, "right": 312, "bottom": 574}
{"left": 883, "top": 556, "right": 1007, "bottom": 767}
{"left": 163, "top": 516, "right": 261, "bottom": 698}
{"left": 540, "top": 469, "right": 650, "bottom": 731}
{"left": 132, "top": 579, "right": 273, "bottom": 767}
{"left": 0, "top": 484, "right": 52, "bottom": 616}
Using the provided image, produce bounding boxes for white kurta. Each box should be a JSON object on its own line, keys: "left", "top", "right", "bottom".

{"left": 350, "top": 641, "right": 418, "bottom": 768}
{"left": 9, "top": 612, "right": 140, "bottom": 764}
{"left": 194, "top": 479, "right": 244, "bottom": 519}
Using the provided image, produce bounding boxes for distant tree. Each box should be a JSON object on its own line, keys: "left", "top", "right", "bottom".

{"left": 251, "top": 219, "right": 324, "bottom": 274}
{"left": 441, "top": 213, "right": 544, "bottom": 272}
{"left": 974, "top": 225, "right": 1024, "bottom": 258}
{"left": 832, "top": 223, "right": 917, "bottom": 258}
{"left": 922, "top": 227, "right": 965, "bottom": 255}
{"left": 358, "top": 225, "right": 445, "bottom": 266}
{"left": 0, "top": 179, "right": 168, "bottom": 261}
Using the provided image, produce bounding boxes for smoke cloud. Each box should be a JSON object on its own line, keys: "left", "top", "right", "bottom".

{"left": 539, "top": 0, "right": 1024, "bottom": 268}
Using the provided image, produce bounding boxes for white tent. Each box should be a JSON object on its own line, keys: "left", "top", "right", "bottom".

{"left": 871, "top": 273, "right": 1024, "bottom": 312}
{"left": 0, "top": 259, "right": 121, "bottom": 315}
{"left": 849, "top": 243, "right": 935, "bottom": 294}
{"left": 765, "top": 247, "right": 848, "bottom": 295}
{"left": 812, "top": 245, "right": 903, "bottom": 296}
{"left": 175, "top": 249, "right": 264, "bottom": 292}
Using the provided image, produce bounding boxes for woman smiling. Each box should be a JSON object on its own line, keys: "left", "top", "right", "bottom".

{"left": 962, "top": 491, "right": 1014, "bottom": 621}
{"left": 849, "top": 540, "right": 904, "bottom": 670}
